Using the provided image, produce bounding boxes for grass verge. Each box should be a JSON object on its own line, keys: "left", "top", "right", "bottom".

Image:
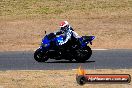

{"left": 0, "top": 69, "right": 131, "bottom": 88}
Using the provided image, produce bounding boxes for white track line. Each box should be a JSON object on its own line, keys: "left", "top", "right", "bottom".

{"left": 34, "top": 49, "right": 108, "bottom": 51}
{"left": 92, "top": 49, "right": 108, "bottom": 50}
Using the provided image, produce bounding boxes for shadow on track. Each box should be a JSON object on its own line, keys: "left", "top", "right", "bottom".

{"left": 46, "top": 60, "right": 95, "bottom": 63}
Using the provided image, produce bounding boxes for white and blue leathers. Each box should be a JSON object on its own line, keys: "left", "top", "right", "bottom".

{"left": 55, "top": 26, "right": 80, "bottom": 45}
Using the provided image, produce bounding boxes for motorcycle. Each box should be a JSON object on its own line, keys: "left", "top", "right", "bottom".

{"left": 34, "top": 31, "right": 95, "bottom": 62}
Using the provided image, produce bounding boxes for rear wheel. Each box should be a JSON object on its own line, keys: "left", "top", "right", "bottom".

{"left": 75, "top": 46, "right": 92, "bottom": 63}
{"left": 34, "top": 49, "right": 49, "bottom": 62}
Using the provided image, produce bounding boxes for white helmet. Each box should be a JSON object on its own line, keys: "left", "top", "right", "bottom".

{"left": 59, "top": 21, "right": 69, "bottom": 28}
{"left": 59, "top": 21, "right": 69, "bottom": 31}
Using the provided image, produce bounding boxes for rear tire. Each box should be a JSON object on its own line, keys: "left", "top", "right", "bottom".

{"left": 75, "top": 46, "right": 92, "bottom": 63}
{"left": 34, "top": 49, "right": 49, "bottom": 62}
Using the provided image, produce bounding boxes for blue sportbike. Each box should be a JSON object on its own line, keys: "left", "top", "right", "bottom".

{"left": 34, "top": 31, "right": 95, "bottom": 62}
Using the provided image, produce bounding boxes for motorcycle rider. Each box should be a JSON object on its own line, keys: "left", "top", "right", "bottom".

{"left": 55, "top": 21, "right": 80, "bottom": 46}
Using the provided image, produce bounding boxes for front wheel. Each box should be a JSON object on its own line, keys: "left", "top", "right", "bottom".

{"left": 34, "top": 49, "right": 49, "bottom": 62}
{"left": 75, "top": 46, "right": 92, "bottom": 63}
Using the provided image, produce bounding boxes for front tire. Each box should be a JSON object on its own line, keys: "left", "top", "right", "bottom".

{"left": 34, "top": 49, "right": 49, "bottom": 62}
{"left": 75, "top": 46, "right": 92, "bottom": 62}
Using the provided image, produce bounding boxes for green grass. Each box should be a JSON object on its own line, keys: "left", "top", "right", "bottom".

{"left": 0, "top": 0, "right": 131, "bottom": 16}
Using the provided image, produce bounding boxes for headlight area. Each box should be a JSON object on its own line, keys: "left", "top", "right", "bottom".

{"left": 41, "top": 42, "right": 49, "bottom": 47}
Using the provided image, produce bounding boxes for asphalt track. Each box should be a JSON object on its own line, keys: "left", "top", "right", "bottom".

{"left": 0, "top": 49, "right": 132, "bottom": 70}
